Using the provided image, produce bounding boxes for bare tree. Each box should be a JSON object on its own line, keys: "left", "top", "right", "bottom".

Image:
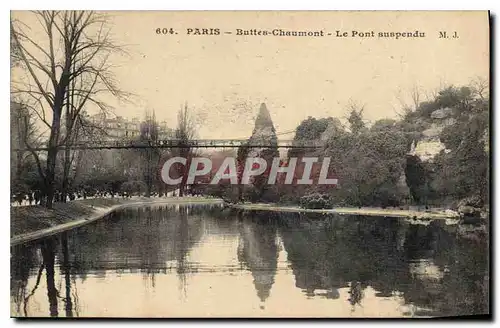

{"left": 59, "top": 113, "right": 105, "bottom": 201}
{"left": 470, "top": 76, "right": 489, "bottom": 100}
{"left": 138, "top": 110, "right": 161, "bottom": 197}
{"left": 394, "top": 84, "right": 423, "bottom": 118}
{"left": 173, "top": 103, "right": 197, "bottom": 196}
{"left": 10, "top": 101, "right": 42, "bottom": 191}
{"left": 11, "top": 11, "right": 128, "bottom": 208}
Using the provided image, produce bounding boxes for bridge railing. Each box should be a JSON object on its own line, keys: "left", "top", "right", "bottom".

{"left": 12, "top": 138, "right": 323, "bottom": 151}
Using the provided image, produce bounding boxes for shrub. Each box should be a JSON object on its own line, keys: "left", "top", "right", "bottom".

{"left": 299, "top": 193, "right": 334, "bottom": 209}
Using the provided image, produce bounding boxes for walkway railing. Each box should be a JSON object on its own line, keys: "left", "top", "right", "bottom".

{"left": 12, "top": 139, "right": 322, "bottom": 151}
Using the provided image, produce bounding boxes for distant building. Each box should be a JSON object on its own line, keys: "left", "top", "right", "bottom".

{"left": 89, "top": 113, "right": 174, "bottom": 140}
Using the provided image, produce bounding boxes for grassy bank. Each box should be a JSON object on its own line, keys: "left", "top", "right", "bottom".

{"left": 11, "top": 197, "right": 223, "bottom": 245}
{"left": 11, "top": 198, "right": 126, "bottom": 237}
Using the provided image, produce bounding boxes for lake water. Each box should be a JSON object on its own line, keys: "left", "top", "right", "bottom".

{"left": 10, "top": 204, "right": 489, "bottom": 318}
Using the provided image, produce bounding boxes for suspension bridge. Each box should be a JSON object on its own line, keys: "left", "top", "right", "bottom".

{"left": 12, "top": 138, "right": 323, "bottom": 152}
{"left": 11, "top": 127, "right": 326, "bottom": 151}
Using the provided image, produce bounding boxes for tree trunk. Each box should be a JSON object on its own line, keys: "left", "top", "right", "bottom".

{"left": 44, "top": 146, "right": 58, "bottom": 209}
{"left": 61, "top": 141, "right": 71, "bottom": 203}
{"left": 14, "top": 111, "right": 25, "bottom": 190}
{"left": 61, "top": 78, "right": 74, "bottom": 203}
{"left": 14, "top": 153, "right": 23, "bottom": 192}
{"left": 44, "top": 100, "right": 63, "bottom": 209}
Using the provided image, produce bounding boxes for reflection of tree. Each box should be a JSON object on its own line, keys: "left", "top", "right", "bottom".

{"left": 175, "top": 206, "right": 189, "bottom": 297}
{"left": 40, "top": 238, "right": 58, "bottom": 317}
{"left": 279, "top": 212, "right": 488, "bottom": 316}
{"left": 237, "top": 215, "right": 278, "bottom": 303}
{"left": 139, "top": 206, "right": 162, "bottom": 287}
{"left": 70, "top": 274, "right": 81, "bottom": 317}
{"left": 204, "top": 207, "right": 241, "bottom": 236}
{"left": 10, "top": 206, "right": 490, "bottom": 317}
{"left": 279, "top": 214, "right": 412, "bottom": 304}
{"left": 10, "top": 244, "right": 42, "bottom": 316}
{"left": 61, "top": 233, "right": 73, "bottom": 317}
{"left": 22, "top": 265, "right": 44, "bottom": 317}
{"left": 12, "top": 205, "right": 210, "bottom": 317}
{"left": 61, "top": 205, "right": 205, "bottom": 279}
{"left": 401, "top": 223, "right": 489, "bottom": 316}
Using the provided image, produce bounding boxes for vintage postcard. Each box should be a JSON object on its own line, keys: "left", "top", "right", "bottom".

{"left": 10, "top": 11, "right": 490, "bottom": 318}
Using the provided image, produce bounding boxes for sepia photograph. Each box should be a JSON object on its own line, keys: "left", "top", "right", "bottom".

{"left": 9, "top": 10, "right": 490, "bottom": 318}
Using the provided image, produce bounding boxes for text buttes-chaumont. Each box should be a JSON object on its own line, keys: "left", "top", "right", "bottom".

{"left": 235, "top": 28, "right": 426, "bottom": 39}
{"left": 236, "top": 29, "right": 325, "bottom": 37}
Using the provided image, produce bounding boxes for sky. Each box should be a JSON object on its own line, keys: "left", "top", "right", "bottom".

{"left": 11, "top": 11, "right": 489, "bottom": 139}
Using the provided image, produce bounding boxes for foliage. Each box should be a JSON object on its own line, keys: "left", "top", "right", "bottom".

{"left": 245, "top": 103, "right": 279, "bottom": 202}
{"left": 295, "top": 116, "right": 334, "bottom": 141}
{"left": 457, "top": 195, "right": 484, "bottom": 209}
{"left": 287, "top": 83, "right": 490, "bottom": 208}
{"left": 120, "top": 180, "right": 147, "bottom": 194}
{"left": 323, "top": 116, "right": 409, "bottom": 207}
{"left": 10, "top": 101, "right": 47, "bottom": 196}
{"left": 424, "top": 86, "right": 489, "bottom": 204}
{"left": 347, "top": 108, "right": 366, "bottom": 134}
{"left": 405, "top": 155, "right": 428, "bottom": 204}
{"left": 289, "top": 116, "right": 335, "bottom": 158}
{"left": 299, "top": 193, "right": 334, "bottom": 209}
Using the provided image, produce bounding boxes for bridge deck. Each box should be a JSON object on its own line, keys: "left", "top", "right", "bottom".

{"left": 13, "top": 139, "right": 322, "bottom": 151}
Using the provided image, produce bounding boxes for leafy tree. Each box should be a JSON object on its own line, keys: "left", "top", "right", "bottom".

{"left": 405, "top": 155, "right": 428, "bottom": 205}
{"left": 289, "top": 116, "right": 334, "bottom": 158}
{"left": 324, "top": 115, "right": 409, "bottom": 207}
{"left": 294, "top": 116, "right": 334, "bottom": 141}
{"left": 246, "top": 103, "right": 279, "bottom": 202}
{"left": 347, "top": 108, "right": 366, "bottom": 135}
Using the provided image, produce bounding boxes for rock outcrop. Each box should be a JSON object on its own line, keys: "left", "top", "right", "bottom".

{"left": 408, "top": 107, "right": 456, "bottom": 163}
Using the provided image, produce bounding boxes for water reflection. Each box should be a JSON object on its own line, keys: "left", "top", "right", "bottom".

{"left": 11, "top": 243, "right": 43, "bottom": 317}
{"left": 61, "top": 234, "right": 73, "bottom": 317}
{"left": 10, "top": 205, "right": 489, "bottom": 318}
{"left": 237, "top": 213, "right": 279, "bottom": 306}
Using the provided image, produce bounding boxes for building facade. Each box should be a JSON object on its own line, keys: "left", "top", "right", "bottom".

{"left": 89, "top": 113, "right": 174, "bottom": 140}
